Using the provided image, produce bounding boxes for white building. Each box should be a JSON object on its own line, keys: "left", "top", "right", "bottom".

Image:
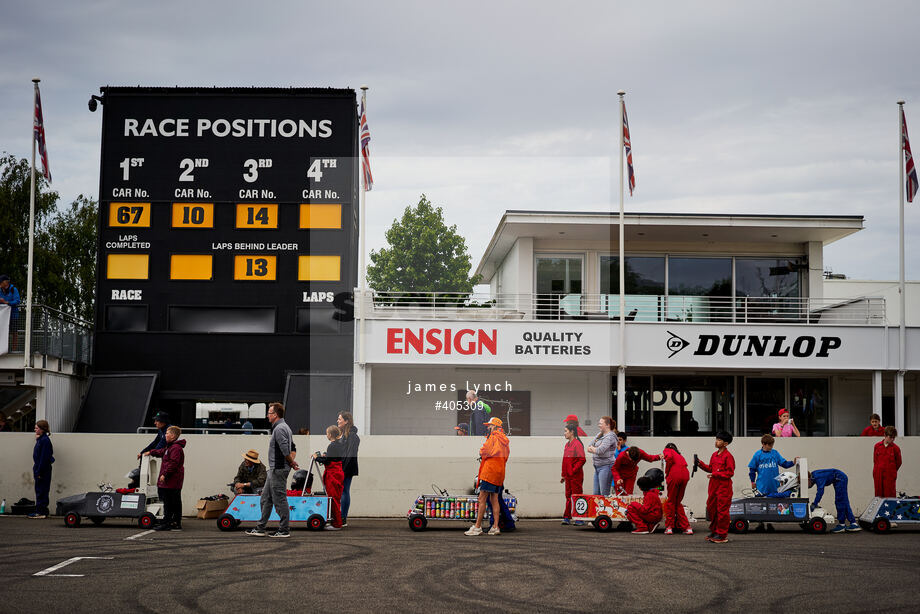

{"left": 352, "top": 211, "right": 919, "bottom": 437}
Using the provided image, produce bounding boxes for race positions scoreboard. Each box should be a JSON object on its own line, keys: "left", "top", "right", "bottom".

{"left": 84, "top": 87, "right": 358, "bottom": 432}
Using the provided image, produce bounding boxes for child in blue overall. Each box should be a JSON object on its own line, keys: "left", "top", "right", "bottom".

{"left": 748, "top": 434, "right": 796, "bottom": 497}
{"left": 809, "top": 469, "right": 861, "bottom": 533}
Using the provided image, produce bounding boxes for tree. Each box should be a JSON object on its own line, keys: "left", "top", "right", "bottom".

{"left": 0, "top": 153, "right": 97, "bottom": 322}
{"left": 367, "top": 194, "right": 480, "bottom": 294}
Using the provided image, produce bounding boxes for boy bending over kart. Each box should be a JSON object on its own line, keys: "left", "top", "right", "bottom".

{"left": 809, "top": 469, "right": 861, "bottom": 533}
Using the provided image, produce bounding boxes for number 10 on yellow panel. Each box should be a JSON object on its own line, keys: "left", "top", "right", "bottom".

{"left": 234, "top": 255, "right": 277, "bottom": 280}
{"left": 172, "top": 203, "right": 214, "bottom": 228}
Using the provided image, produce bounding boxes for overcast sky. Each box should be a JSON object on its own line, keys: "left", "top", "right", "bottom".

{"left": 1, "top": 1, "right": 918, "bottom": 283}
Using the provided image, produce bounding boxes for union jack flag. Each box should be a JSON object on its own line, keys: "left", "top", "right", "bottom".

{"left": 623, "top": 101, "right": 634, "bottom": 196}
{"left": 34, "top": 83, "right": 51, "bottom": 182}
{"left": 359, "top": 96, "right": 373, "bottom": 191}
{"left": 902, "top": 107, "right": 917, "bottom": 203}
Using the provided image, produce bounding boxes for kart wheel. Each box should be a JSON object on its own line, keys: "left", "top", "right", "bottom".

{"left": 308, "top": 514, "right": 327, "bottom": 531}
{"left": 872, "top": 518, "right": 891, "bottom": 534}
{"left": 138, "top": 512, "right": 156, "bottom": 529}
{"left": 217, "top": 513, "right": 236, "bottom": 532}
{"left": 595, "top": 516, "right": 613, "bottom": 532}
{"left": 731, "top": 518, "right": 749, "bottom": 534}
{"left": 90, "top": 517, "right": 105, "bottom": 526}
{"left": 408, "top": 515, "right": 427, "bottom": 532}
{"left": 808, "top": 517, "right": 827, "bottom": 534}
{"left": 64, "top": 512, "right": 81, "bottom": 528}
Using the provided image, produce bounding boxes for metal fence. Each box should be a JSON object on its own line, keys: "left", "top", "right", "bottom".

{"left": 367, "top": 291, "right": 887, "bottom": 325}
{"left": 4, "top": 304, "right": 93, "bottom": 364}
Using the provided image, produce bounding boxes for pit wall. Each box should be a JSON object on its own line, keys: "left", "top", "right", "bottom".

{"left": 0, "top": 434, "right": 916, "bottom": 520}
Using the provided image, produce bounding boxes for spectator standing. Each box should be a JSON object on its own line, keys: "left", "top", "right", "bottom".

{"left": 586, "top": 416, "right": 617, "bottom": 495}
{"left": 465, "top": 417, "right": 510, "bottom": 536}
{"left": 146, "top": 426, "right": 186, "bottom": 531}
{"left": 247, "top": 402, "right": 299, "bottom": 538}
{"left": 860, "top": 414, "right": 885, "bottom": 437}
{"left": 873, "top": 426, "right": 902, "bottom": 497}
{"left": 337, "top": 411, "right": 360, "bottom": 526}
{"left": 0, "top": 275, "right": 20, "bottom": 348}
{"left": 772, "top": 408, "right": 800, "bottom": 438}
{"left": 29, "top": 420, "right": 54, "bottom": 519}
{"left": 314, "top": 425, "right": 346, "bottom": 530}
{"left": 138, "top": 411, "right": 171, "bottom": 459}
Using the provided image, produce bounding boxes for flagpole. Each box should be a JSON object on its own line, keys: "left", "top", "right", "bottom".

{"left": 25, "top": 78, "right": 39, "bottom": 369}
{"left": 358, "top": 86, "right": 368, "bottom": 367}
{"left": 896, "top": 100, "right": 906, "bottom": 434}
{"left": 616, "top": 90, "right": 626, "bottom": 432}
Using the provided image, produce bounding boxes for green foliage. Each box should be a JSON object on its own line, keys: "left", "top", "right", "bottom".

{"left": 0, "top": 153, "right": 97, "bottom": 322}
{"left": 367, "top": 194, "right": 480, "bottom": 293}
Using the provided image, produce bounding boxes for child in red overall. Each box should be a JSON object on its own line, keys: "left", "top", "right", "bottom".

{"left": 661, "top": 443, "right": 692, "bottom": 535}
{"left": 561, "top": 422, "right": 585, "bottom": 525}
{"left": 614, "top": 446, "right": 659, "bottom": 495}
{"left": 626, "top": 476, "right": 663, "bottom": 534}
{"left": 697, "top": 430, "right": 735, "bottom": 544}
{"left": 873, "top": 426, "right": 902, "bottom": 497}
{"left": 314, "top": 425, "right": 346, "bottom": 530}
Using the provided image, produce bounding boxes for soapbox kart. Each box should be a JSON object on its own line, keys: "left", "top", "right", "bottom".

{"left": 722, "top": 458, "right": 836, "bottom": 534}
{"left": 57, "top": 456, "right": 164, "bottom": 528}
{"left": 217, "top": 457, "right": 333, "bottom": 531}
{"left": 407, "top": 483, "right": 518, "bottom": 532}
{"left": 859, "top": 494, "right": 920, "bottom": 533}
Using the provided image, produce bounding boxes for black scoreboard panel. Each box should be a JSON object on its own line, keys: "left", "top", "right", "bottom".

{"left": 87, "top": 87, "right": 358, "bottom": 431}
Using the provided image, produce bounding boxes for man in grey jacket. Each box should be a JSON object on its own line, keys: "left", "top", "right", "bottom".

{"left": 247, "top": 403, "right": 299, "bottom": 538}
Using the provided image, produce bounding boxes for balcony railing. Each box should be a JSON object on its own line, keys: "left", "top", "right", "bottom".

{"left": 366, "top": 292, "right": 887, "bottom": 325}
{"left": 3, "top": 304, "right": 93, "bottom": 364}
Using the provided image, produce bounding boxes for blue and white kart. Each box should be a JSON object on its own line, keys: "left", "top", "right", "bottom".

{"left": 859, "top": 494, "right": 920, "bottom": 533}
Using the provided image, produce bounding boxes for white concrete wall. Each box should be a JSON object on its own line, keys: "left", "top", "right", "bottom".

{"left": 1, "top": 433, "right": 916, "bottom": 520}
{"left": 369, "top": 366, "right": 610, "bottom": 435}
{"left": 825, "top": 279, "right": 920, "bottom": 326}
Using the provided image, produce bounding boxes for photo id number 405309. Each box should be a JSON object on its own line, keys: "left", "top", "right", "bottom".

{"left": 435, "top": 401, "right": 485, "bottom": 411}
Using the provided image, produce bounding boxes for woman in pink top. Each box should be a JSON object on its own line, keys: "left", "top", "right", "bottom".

{"left": 772, "top": 408, "right": 800, "bottom": 437}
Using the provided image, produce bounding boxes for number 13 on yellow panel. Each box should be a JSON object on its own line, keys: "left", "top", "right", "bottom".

{"left": 234, "top": 255, "right": 277, "bottom": 280}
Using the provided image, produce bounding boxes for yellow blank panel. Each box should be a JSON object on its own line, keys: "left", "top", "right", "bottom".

{"left": 107, "top": 254, "right": 149, "bottom": 279}
{"left": 109, "top": 203, "right": 151, "bottom": 227}
{"left": 298, "top": 255, "right": 340, "bottom": 281}
{"left": 172, "top": 203, "right": 214, "bottom": 228}
{"left": 234, "top": 255, "right": 277, "bottom": 280}
{"left": 236, "top": 204, "right": 278, "bottom": 229}
{"left": 299, "top": 204, "right": 341, "bottom": 229}
{"left": 170, "top": 255, "right": 213, "bottom": 280}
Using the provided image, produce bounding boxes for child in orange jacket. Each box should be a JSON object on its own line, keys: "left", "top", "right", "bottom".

{"left": 561, "top": 422, "right": 586, "bottom": 524}
{"left": 697, "top": 430, "right": 735, "bottom": 544}
{"left": 873, "top": 426, "right": 902, "bottom": 497}
{"left": 626, "top": 476, "right": 663, "bottom": 534}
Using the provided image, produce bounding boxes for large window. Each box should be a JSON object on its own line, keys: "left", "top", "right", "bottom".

{"left": 744, "top": 377, "right": 828, "bottom": 436}
{"left": 735, "top": 258, "right": 802, "bottom": 298}
{"left": 600, "top": 256, "right": 665, "bottom": 294}
{"left": 614, "top": 375, "right": 734, "bottom": 436}
{"left": 535, "top": 256, "right": 582, "bottom": 319}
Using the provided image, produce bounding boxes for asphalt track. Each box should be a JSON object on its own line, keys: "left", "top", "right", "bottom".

{"left": 2, "top": 516, "right": 919, "bottom": 613}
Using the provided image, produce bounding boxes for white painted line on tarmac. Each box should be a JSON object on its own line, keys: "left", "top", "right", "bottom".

{"left": 125, "top": 530, "right": 155, "bottom": 541}
{"left": 34, "top": 556, "right": 114, "bottom": 577}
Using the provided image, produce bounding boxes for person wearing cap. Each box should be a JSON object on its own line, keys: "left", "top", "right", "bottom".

{"left": 0, "top": 274, "right": 21, "bottom": 348}
{"left": 138, "top": 411, "right": 171, "bottom": 459}
{"left": 454, "top": 423, "right": 470, "bottom": 436}
{"left": 465, "top": 390, "right": 492, "bottom": 437}
{"left": 465, "top": 417, "right": 510, "bottom": 536}
{"left": 562, "top": 414, "right": 588, "bottom": 437}
{"left": 233, "top": 449, "right": 268, "bottom": 494}
{"left": 772, "top": 408, "right": 800, "bottom": 438}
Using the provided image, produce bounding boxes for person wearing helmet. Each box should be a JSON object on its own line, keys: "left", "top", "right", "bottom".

{"left": 809, "top": 468, "right": 861, "bottom": 533}
{"left": 660, "top": 443, "right": 692, "bottom": 535}
{"left": 626, "top": 476, "right": 663, "bottom": 534}
{"left": 697, "top": 431, "right": 736, "bottom": 543}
